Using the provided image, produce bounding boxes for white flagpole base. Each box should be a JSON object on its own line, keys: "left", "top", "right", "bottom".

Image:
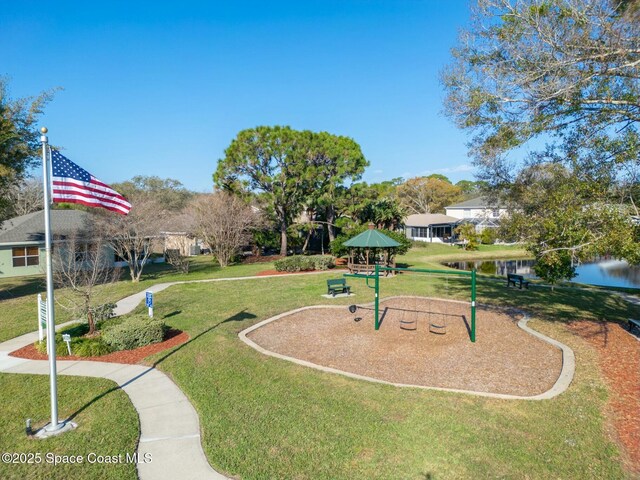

{"left": 33, "top": 422, "right": 78, "bottom": 439}
{"left": 34, "top": 421, "right": 77, "bottom": 438}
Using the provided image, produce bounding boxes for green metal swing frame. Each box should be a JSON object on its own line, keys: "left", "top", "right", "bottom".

{"left": 344, "top": 264, "right": 477, "bottom": 342}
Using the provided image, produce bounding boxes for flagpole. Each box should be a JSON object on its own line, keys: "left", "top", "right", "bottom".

{"left": 41, "top": 127, "right": 62, "bottom": 432}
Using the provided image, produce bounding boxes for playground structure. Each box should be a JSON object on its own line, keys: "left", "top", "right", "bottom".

{"left": 344, "top": 264, "right": 477, "bottom": 342}
{"left": 243, "top": 296, "right": 566, "bottom": 397}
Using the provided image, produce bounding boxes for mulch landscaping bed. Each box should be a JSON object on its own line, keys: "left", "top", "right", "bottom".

{"left": 10, "top": 329, "right": 189, "bottom": 365}
{"left": 248, "top": 297, "right": 563, "bottom": 396}
{"left": 566, "top": 321, "right": 640, "bottom": 475}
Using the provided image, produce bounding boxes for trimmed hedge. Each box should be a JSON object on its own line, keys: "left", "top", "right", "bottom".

{"left": 274, "top": 255, "right": 335, "bottom": 272}
{"left": 102, "top": 317, "right": 167, "bottom": 351}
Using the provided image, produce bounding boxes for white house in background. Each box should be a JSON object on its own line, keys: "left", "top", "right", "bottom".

{"left": 404, "top": 213, "right": 460, "bottom": 243}
{"left": 404, "top": 197, "right": 509, "bottom": 243}
{"left": 445, "top": 197, "right": 507, "bottom": 221}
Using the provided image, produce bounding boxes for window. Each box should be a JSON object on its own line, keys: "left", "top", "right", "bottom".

{"left": 492, "top": 209, "right": 499, "bottom": 218}
{"left": 412, "top": 227, "right": 429, "bottom": 238}
{"left": 12, "top": 246, "right": 40, "bottom": 267}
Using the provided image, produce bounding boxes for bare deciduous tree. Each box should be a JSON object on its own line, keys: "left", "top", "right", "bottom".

{"left": 53, "top": 230, "right": 120, "bottom": 335}
{"left": 191, "top": 192, "right": 261, "bottom": 267}
{"left": 6, "top": 177, "right": 44, "bottom": 216}
{"left": 97, "top": 193, "right": 166, "bottom": 282}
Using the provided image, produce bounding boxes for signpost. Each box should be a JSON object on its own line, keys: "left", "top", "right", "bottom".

{"left": 61, "top": 334, "right": 72, "bottom": 356}
{"left": 145, "top": 291, "right": 153, "bottom": 318}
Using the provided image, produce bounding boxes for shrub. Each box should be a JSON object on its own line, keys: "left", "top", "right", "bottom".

{"left": 274, "top": 255, "right": 313, "bottom": 272}
{"left": 34, "top": 333, "right": 113, "bottom": 357}
{"left": 480, "top": 228, "right": 497, "bottom": 245}
{"left": 454, "top": 223, "right": 479, "bottom": 251}
{"left": 165, "top": 249, "right": 190, "bottom": 274}
{"left": 73, "top": 338, "right": 112, "bottom": 357}
{"left": 274, "top": 255, "right": 335, "bottom": 272}
{"left": 35, "top": 337, "right": 68, "bottom": 356}
{"left": 102, "top": 317, "right": 167, "bottom": 351}
{"left": 311, "top": 255, "right": 335, "bottom": 270}
{"left": 90, "top": 303, "right": 117, "bottom": 324}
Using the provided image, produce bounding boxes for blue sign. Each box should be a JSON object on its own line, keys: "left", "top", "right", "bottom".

{"left": 145, "top": 291, "right": 153, "bottom": 308}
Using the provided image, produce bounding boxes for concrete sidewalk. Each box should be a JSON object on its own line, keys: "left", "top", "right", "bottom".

{"left": 1, "top": 270, "right": 337, "bottom": 479}
{"left": 0, "top": 326, "right": 227, "bottom": 479}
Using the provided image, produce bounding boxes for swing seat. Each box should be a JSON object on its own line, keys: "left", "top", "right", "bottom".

{"left": 429, "top": 322, "right": 447, "bottom": 334}
{"left": 400, "top": 319, "right": 417, "bottom": 331}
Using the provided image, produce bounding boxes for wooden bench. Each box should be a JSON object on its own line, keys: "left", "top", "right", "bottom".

{"left": 628, "top": 318, "right": 640, "bottom": 333}
{"left": 507, "top": 273, "right": 530, "bottom": 289}
{"left": 327, "top": 278, "right": 351, "bottom": 297}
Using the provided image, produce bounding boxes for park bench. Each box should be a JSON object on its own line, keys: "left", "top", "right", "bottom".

{"left": 628, "top": 318, "right": 640, "bottom": 334}
{"left": 507, "top": 273, "right": 530, "bottom": 289}
{"left": 327, "top": 278, "right": 351, "bottom": 297}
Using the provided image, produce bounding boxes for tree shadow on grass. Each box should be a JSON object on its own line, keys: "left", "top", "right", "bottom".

{"left": 0, "top": 276, "right": 46, "bottom": 300}
{"left": 63, "top": 309, "right": 256, "bottom": 425}
{"left": 151, "top": 309, "right": 256, "bottom": 368}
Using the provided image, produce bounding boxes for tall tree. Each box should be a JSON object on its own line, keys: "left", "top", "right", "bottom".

{"left": 96, "top": 192, "right": 166, "bottom": 282}
{"left": 5, "top": 177, "right": 44, "bottom": 217}
{"left": 191, "top": 192, "right": 261, "bottom": 267}
{"left": 443, "top": 0, "right": 640, "bottom": 279}
{"left": 443, "top": 0, "right": 639, "bottom": 177}
{"left": 358, "top": 197, "right": 405, "bottom": 230}
{"left": 396, "top": 176, "right": 462, "bottom": 214}
{"left": 0, "top": 79, "right": 56, "bottom": 222}
{"left": 215, "top": 126, "right": 315, "bottom": 256}
{"left": 112, "top": 176, "right": 193, "bottom": 211}
{"left": 53, "top": 229, "right": 120, "bottom": 335}
{"left": 455, "top": 180, "right": 484, "bottom": 198}
{"left": 308, "top": 131, "right": 368, "bottom": 241}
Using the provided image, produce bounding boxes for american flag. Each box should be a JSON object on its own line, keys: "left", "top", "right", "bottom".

{"left": 51, "top": 149, "right": 131, "bottom": 215}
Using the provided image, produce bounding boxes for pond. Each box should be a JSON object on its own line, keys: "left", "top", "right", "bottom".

{"left": 444, "top": 258, "right": 640, "bottom": 289}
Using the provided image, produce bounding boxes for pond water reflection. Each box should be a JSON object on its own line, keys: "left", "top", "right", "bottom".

{"left": 444, "top": 258, "right": 640, "bottom": 289}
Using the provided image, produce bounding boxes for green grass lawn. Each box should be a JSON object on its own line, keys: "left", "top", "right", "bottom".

{"left": 0, "top": 374, "right": 138, "bottom": 480}
{"left": 0, "top": 256, "right": 274, "bottom": 343}
{"left": 139, "top": 273, "right": 639, "bottom": 479}
{"left": 0, "top": 245, "right": 527, "bottom": 343}
{"left": 1, "top": 246, "right": 638, "bottom": 479}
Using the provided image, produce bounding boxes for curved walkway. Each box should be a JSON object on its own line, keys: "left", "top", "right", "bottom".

{"left": 0, "top": 326, "right": 226, "bottom": 479}
{"left": 0, "top": 270, "right": 336, "bottom": 480}
{"left": 4, "top": 270, "right": 630, "bottom": 478}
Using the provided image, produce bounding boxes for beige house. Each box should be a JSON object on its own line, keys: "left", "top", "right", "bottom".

{"left": 162, "top": 232, "right": 200, "bottom": 256}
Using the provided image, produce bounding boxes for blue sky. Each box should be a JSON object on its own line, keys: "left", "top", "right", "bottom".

{"left": 1, "top": 0, "right": 476, "bottom": 192}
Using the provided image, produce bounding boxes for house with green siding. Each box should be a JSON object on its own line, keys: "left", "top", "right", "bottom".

{"left": 0, "top": 210, "right": 114, "bottom": 279}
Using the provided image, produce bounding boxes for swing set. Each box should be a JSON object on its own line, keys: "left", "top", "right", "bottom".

{"left": 344, "top": 264, "right": 477, "bottom": 342}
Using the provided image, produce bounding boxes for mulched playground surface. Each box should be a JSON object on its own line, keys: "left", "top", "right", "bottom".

{"left": 248, "top": 296, "right": 563, "bottom": 396}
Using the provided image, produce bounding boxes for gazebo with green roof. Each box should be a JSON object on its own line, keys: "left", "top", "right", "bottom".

{"left": 343, "top": 223, "right": 401, "bottom": 274}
